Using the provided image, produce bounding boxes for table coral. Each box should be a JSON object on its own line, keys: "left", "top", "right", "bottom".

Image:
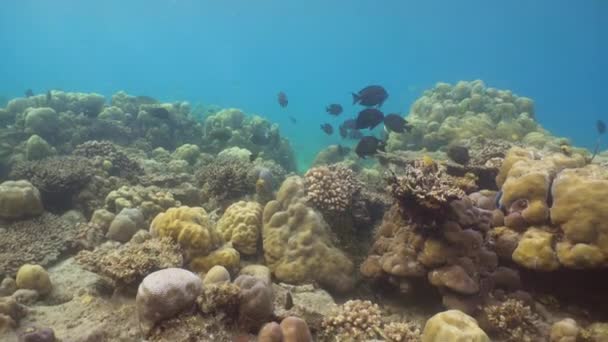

{"left": 262, "top": 176, "right": 355, "bottom": 293}
{"left": 216, "top": 201, "right": 263, "bottom": 255}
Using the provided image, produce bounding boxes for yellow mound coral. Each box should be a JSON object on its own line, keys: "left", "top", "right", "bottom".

{"left": 0, "top": 180, "right": 44, "bottom": 220}
{"left": 216, "top": 201, "right": 263, "bottom": 255}
{"left": 189, "top": 246, "right": 240, "bottom": 273}
{"left": 262, "top": 176, "right": 354, "bottom": 293}
{"left": 422, "top": 310, "right": 489, "bottom": 342}
{"left": 150, "top": 206, "right": 222, "bottom": 261}
{"left": 551, "top": 165, "right": 608, "bottom": 268}
{"left": 512, "top": 227, "right": 559, "bottom": 271}
{"left": 16, "top": 264, "right": 52, "bottom": 295}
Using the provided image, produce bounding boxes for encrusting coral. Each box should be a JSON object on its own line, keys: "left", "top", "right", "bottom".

{"left": 262, "top": 176, "right": 355, "bottom": 293}
{"left": 75, "top": 237, "right": 183, "bottom": 287}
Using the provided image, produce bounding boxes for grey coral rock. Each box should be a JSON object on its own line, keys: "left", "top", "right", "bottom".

{"left": 136, "top": 268, "right": 202, "bottom": 336}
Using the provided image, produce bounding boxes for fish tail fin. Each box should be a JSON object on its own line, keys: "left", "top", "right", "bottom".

{"left": 351, "top": 93, "right": 359, "bottom": 104}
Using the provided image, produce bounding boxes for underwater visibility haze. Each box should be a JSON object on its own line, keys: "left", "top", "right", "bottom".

{"left": 0, "top": 1, "right": 608, "bottom": 341}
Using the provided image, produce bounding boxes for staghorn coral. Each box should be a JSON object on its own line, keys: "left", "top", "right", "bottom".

{"left": 320, "top": 300, "right": 382, "bottom": 341}
{"left": 75, "top": 237, "right": 183, "bottom": 287}
{"left": 388, "top": 159, "right": 465, "bottom": 227}
{"left": 73, "top": 140, "right": 142, "bottom": 180}
{"left": 0, "top": 213, "right": 80, "bottom": 277}
{"left": 483, "top": 298, "right": 539, "bottom": 342}
{"left": 262, "top": 176, "right": 355, "bottom": 293}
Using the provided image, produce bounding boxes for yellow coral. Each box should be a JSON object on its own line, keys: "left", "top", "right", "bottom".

{"left": 190, "top": 246, "right": 240, "bottom": 273}
{"left": 422, "top": 310, "right": 490, "bottom": 342}
{"left": 216, "top": 201, "right": 263, "bottom": 255}
{"left": 16, "top": 264, "right": 52, "bottom": 295}
{"left": 512, "top": 227, "right": 559, "bottom": 271}
{"left": 150, "top": 206, "right": 222, "bottom": 260}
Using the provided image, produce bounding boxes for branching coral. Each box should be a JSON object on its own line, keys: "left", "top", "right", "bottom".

{"left": 483, "top": 299, "right": 539, "bottom": 342}
{"left": 304, "top": 164, "right": 360, "bottom": 213}
{"left": 0, "top": 213, "right": 80, "bottom": 277}
{"left": 73, "top": 140, "right": 142, "bottom": 180}
{"left": 10, "top": 156, "right": 94, "bottom": 209}
{"left": 383, "top": 321, "right": 422, "bottom": 342}
{"left": 320, "top": 300, "right": 382, "bottom": 341}
{"left": 75, "top": 237, "right": 183, "bottom": 287}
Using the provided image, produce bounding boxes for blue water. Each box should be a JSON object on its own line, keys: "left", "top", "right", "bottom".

{"left": 1, "top": 0, "right": 606, "bottom": 169}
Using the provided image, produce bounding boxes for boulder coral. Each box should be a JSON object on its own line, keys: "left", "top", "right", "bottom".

{"left": 0, "top": 180, "right": 44, "bottom": 220}
{"left": 492, "top": 147, "right": 608, "bottom": 270}
{"left": 150, "top": 206, "right": 239, "bottom": 273}
{"left": 234, "top": 274, "right": 274, "bottom": 331}
{"left": 387, "top": 80, "right": 551, "bottom": 152}
{"left": 216, "top": 201, "right": 263, "bottom": 255}
{"left": 422, "top": 310, "right": 489, "bottom": 342}
{"left": 262, "top": 176, "right": 355, "bottom": 293}
{"left": 15, "top": 264, "right": 52, "bottom": 295}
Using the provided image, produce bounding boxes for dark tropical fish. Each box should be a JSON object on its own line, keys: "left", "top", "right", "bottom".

{"left": 352, "top": 85, "right": 388, "bottom": 107}
{"left": 339, "top": 124, "right": 348, "bottom": 138}
{"left": 355, "top": 136, "right": 386, "bottom": 158}
{"left": 337, "top": 144, "right": 351, "bottom": 156}
{"left": 447, "top": 144, "right": 470, "bottom": 165}
{"left": 289, "top": 115, "right": 297, "bottom": 124}
{"left": 342, "top": 119, "right": 356, "bottom": 129}
{"left": 277, "top": 91, "right": 288, "bottom": 108}
{"left": 46, "top": 90, "right": 52, "bottom": 104}
{"left": 250, "top": 131, "right": 271, "bottom": 145}
{"left": 383, "top": 114, "right": 412, "bottom": 133}
{"left": 136, "top": 95, "right": 159, "bottom": 104}
{"left": 597, "top": 120, "right": 606, "bottom": 135}
{"left": 24, "top": 89, "right": 34, "bottom": 98}
{"left": 147, "top": 107, "right": 170, "bottom": 119}
{"left": 326, "top": 104, "right": 343, "bottom": 116}
{"left": 285, "top": 291, "right": 294, "bottom": 310}
{"left": 349, "top": 129, "right": 364, "bottom": 140}
{"left": 320, "top": 123, "right": 334, "bottom": 135}
{"left": 356, "top": 108, "right": 384, "bottom": 130}
{"left": 208, "top": 127, "right": 232, "bottom": 141}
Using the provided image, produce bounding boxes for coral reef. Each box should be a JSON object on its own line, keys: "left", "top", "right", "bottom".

{"left": 422, "top": 310, "right": 489, "bottom": 342}
{"left": 106, "top": 208, "right": 145, "bottom": 242}
{"left": 75, "top": 237, "right": 183, "bottom": 287}
{"left": 0, "top": 213, "right": 80, "bottom": 277}
{"left": 492, "top": 147, "right": 608, "bottom": 270}
{"left": 136, "top": 268, "right": 202, "bottom": 336}
{"left": 196, "top": 154, "right": 254, "bottom": 207}
{"left": 304, "top": 164, "right": 360, "bottom": 213}
{"left": 234, "top": 274, "right": 274, "bottom": 331}
{"left": 262, "top": 176, "right": 355, "bottom": 293}
{"left": 481, "top": 298, "right": 540, "bottom": 342}
{"left": 104, "top": 185, "right": 180, "bottom": 222}
{"left": 216, "top": 201, "right": 263, "bottom": 255}
{"left": 387, "top": 80, "right": 555, "bottom": 152}
{"left": 15, "top": 264, "right": 52, "bottom": 295}
{"left": 72, "top": 140, "right": 142, "bottom": 180}
{"left": 320, "top": 299, "right": 382, "bottom": 341}
{"left": 10, "top": 156, "right": 94, "bottom": 209}
{"left": 0, "top": 180, "right": 43, "bottom": 220}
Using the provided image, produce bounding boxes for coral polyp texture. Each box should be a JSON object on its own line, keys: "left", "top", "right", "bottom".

{"left": 304, "top": 164, "right": 360, "bottom": 213}
{"left": 262, "top": 176, "right": 355, "bottom": 293}
{"left": 387, "top": 80, "right": 559, "bottom": 152}
{"left": 492, "top": 147, "right": 608, "bottom": 270}
{"left": 216, "top": 201, "right": 263, "bottom": 256}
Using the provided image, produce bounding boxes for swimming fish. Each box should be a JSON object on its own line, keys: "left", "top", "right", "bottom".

{"left": 277, "top": 91, "right": 288, "bottom": 108}
{"left": 326, "top": 104, "right": 343, "bottom": 116}
{"left": 356, "top": 108, "right": 384, "bottom": 130}
{"left": 289, "top": 115, "right": 297, "bottom": 124}
{"left": 352, "top": 85, "right": 388, "bottom": 107}
{"left": 447, "top": 144, "right": 470, "bottom": 165}
{"left": 339, "top": 124, "right": 348, "bottom": 138}
{"left": 24, "top": 89, "right": 34, "bottom": 98}
{"left": 597, "top": 120, "right": 606, "bottom": 135}
{"left": 250, "top": 131, "right": 272, "bottom": 145}
{"left": 147, "top": 107, "right": 170, "bottom": 119}
{"left": 320, "top": 123, "right": 334, "bottom": 135}
{"left": 355, "top": 136, "right": 386, "bottom": 158}
{"left": 383, "top": 114, "right": 412, "bottom": 133}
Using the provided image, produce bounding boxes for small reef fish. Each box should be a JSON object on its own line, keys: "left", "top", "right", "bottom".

{"left": 446, "top": 144, "right": 470, "bottom": 165}
{"left": 277, "top": 91, "right": 288, "bottom": 108}
{"left": 355, "top": 136, "right": 386, "bottom": 158}
{"left": 320, "top": 123, "right": 334, "bottom": 135}
{"left": 337, "top": 144, "right": 351, "bottom": 156}
{"left": 147, "top": 107, "right": 170, "bottom": 119}
{"left": 356, "top": 108, "right": 384, "bottom": 130}
{"left": 24, "top": 89, "right": 34, "bottom": 98}
{"left": 352, "top": 85, "right": 388, "bottom": 107}
{"left": 597, "top": 120, "right": 606, "bottom": 135}
{"left": 288, "top": 115, "right": 297, "bottom": 124}
{"left": 326, "top": 104, "right": 343, "bottom": 116}
{"left": 250, "top": 131, "right": 271, "bottom": 145}
{"left": 383, "top": 113, "right": 412, "bottom": 133}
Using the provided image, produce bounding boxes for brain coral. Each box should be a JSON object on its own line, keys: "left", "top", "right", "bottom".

{"left": 262, "top": 176, "right": 354, "bottom": 293}
{"left": 150, "top": 206, "right": 223, "bottom": 262}
{"left": 422, "top": 310, "right": 489, "bottom": 342}
{"left": 216, "top": 201, "right": 263, "bottom": 255}
{"left": 0, "top": 180, "right": 44, "bottom": 220}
